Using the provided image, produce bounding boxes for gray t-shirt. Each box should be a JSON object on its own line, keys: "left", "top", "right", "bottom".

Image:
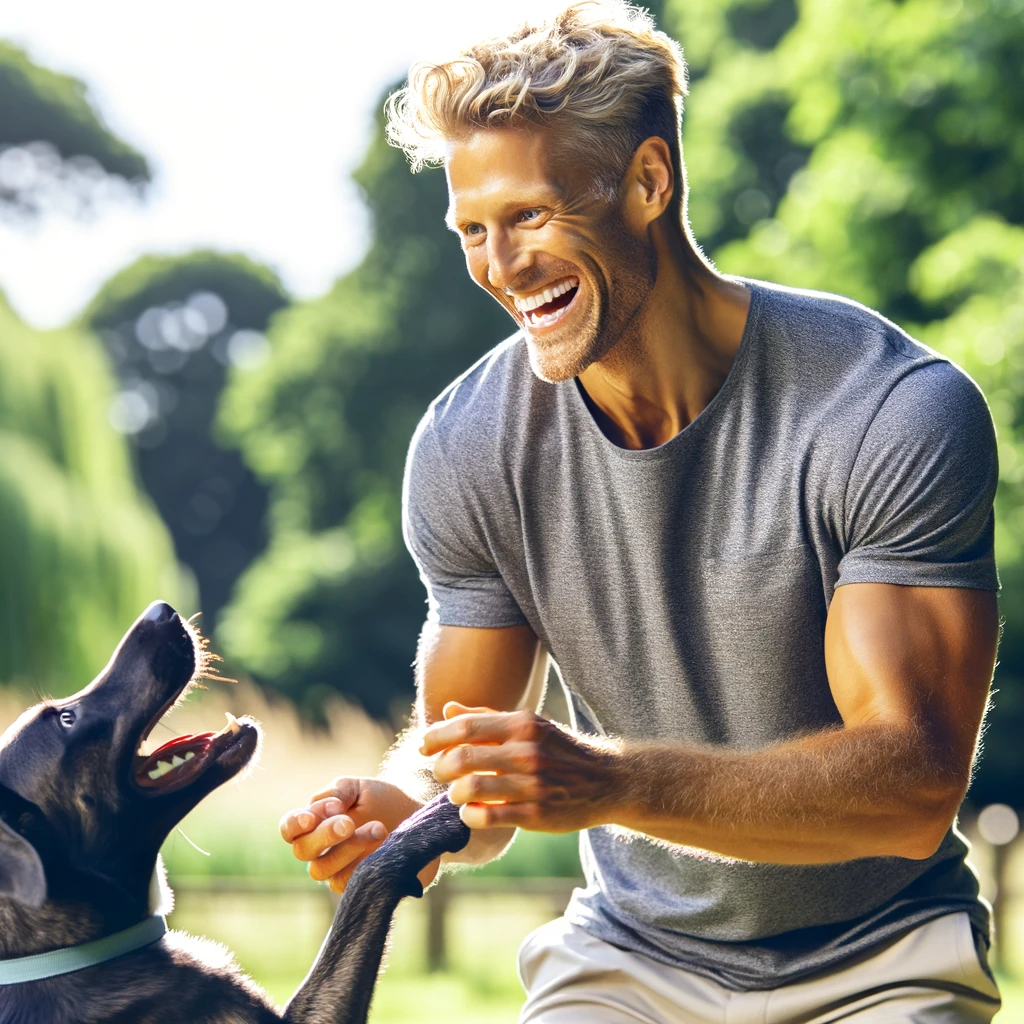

{"left": 401, "top": 278, "right": 998, "bottom": 990}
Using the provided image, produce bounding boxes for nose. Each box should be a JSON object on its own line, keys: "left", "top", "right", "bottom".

{"left": 142, "top": 601, "right": 178, "bottom": 624}
{"left": 485, "top": 231, "right": 533, "bottom": 292}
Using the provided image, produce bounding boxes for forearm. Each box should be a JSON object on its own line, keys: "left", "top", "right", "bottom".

{"left": 607, "top": 721, "right": 965, "bottom": 863}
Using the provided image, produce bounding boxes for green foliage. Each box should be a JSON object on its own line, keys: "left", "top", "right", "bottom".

{"left": 218, "top": 102, "right": 512, "bottom": 720}
{"left": 0, "top": 40, "right": 149, "bottom": 216}
{"left": 0, "top": 292, "right": 179, "bottom": 694}
{"left": 80, "top": 252, "right": 289, "bottom": 632}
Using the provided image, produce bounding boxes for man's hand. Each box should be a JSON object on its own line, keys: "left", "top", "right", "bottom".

{"left": 280, "top": 777, "right": 436, "bottom": 894}
{"left": 423, "top": 701, "right": 618, "bottom": 832}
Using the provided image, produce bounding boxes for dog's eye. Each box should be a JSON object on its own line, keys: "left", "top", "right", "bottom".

{"left": 59, "top": 709, "right": 77, "bottom": 728}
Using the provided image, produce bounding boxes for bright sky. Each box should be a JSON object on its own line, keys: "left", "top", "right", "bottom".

{"left": 0, "top": 0, "right": 561, "bottom": 328}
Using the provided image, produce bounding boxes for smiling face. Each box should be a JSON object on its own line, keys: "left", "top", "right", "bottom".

{"left": 445, "top": 125, "right": 658, "bottom": 383}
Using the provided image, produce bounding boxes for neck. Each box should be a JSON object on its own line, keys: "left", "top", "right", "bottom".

{"left": 0, "top": 875, "right": 148, "bottom": 959}
{"left": 0, "top": 901, "right": 106, "bottom": 959}
{"left": 577, "top": 224, "right": 752, "bottom": 450}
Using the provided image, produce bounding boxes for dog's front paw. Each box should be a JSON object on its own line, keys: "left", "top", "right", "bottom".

{"left": 371, "top": 794, "right": 471, "bottom": 884}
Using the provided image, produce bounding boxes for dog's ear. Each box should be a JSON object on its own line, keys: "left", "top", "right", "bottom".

{"left": 0, "top": 816, "right": 46, "bottom": 907}
{"left": 0, "top": 784, "right": 47, "bottom": 908}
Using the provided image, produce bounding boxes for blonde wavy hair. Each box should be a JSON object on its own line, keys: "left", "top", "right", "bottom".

{"left": 385, "top": 0, "right": 689, "bottom": 210}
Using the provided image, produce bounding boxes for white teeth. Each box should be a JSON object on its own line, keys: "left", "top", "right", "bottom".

{"left": 218, "top": 712, "right": 241, "bottom": 736}
{"left": 525, "top": 297, "right": 576, "bottom": 329}
{"left": 142, "top": 712, "right": 244, "bottom": 784}
{"left": 146, "top": 751, "right": 197, "bottom": 781}
{"left": 148, "top": 760, "right": 175, "bottom": 780}
{"left": 513, "top": 277, "right": 578, "bottom": 313}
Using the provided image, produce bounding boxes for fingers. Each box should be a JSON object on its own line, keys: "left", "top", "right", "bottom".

{"left": 422, "top": 709, "right": 541, "bottom": 756}
{"left": 448, "top": 772, "right": 540, "bottom": 806}
{"left": 291, "top": 815, "right": 357, "bottom": 863}
{"left": 433, "top": 740, "right": 540, "bottom": 783}
{"left": 280, "top": 777, "right": 364, "bottom": 847}
{"left": 279, "top": 808, "right": 321, "bottom": 844}
{"left": 459, "top": 801, "right": 542, "bottom": 830}
{"left": 308, "top": 797, "right": 347, "bottom": 820}
{"left": 307, "top": 776, "right": 363, "bottom": 810}
{"left": 443, "top": 701, "right": 499, "bottom": 719}
{"left": 308, "top": 821, "right": 388, "bottom": 884}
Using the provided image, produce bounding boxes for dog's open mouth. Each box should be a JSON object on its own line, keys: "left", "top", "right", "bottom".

{"left": 127, "top": 605, "right": 259, "bottom": 797}
{"left": 133, "top": 712, "right": 249, "bottom": 794}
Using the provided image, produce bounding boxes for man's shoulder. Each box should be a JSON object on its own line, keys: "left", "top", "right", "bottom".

{"left": 747, "top": 277, "right": 970, "bottom": 414}
{"left": 410, "top": 330, "right": 539, "bottom": 471}
{"left": 751, "top": 277, "right": 923, "bottom": 362}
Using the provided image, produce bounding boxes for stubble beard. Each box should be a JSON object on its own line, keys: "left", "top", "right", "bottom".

{"left": 526, "top": 244, "right": 656, "bottom": 385}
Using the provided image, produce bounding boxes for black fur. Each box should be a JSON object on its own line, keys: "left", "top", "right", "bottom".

{"left": 0, "top": 603, "right": 470, "bottom": 1024}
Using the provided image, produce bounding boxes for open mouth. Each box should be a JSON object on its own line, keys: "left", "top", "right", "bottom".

{"left": 130, "top": 611, "right": 256, "bottom": 796}
{"left": 133, "top": 712, "right": 249, "bottom": 794}
{"left": 514, "top": 277, "right": 580, "bottom": 330}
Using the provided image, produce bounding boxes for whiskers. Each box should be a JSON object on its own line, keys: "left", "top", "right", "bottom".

{"left": 184, "top": 613, "right": 236, "bottom": 687}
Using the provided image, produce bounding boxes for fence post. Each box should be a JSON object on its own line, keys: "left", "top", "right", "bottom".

{"left": 426, "top": 875, "right": 450, "bottom": 973}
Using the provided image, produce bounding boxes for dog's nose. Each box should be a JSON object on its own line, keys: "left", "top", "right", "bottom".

{"left": 142, "top": 601, "right": 178, "bottom": 624}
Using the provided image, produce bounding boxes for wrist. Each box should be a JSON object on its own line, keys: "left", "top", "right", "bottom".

{"left": 583, "top": 736, "right": 632, "bottom": 829}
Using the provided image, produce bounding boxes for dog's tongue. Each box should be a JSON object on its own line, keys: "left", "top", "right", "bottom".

{"left": 149, "top": 732, "right": 214, "bottom": 758}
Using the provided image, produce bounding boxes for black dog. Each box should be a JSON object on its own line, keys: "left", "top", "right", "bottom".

{"left": 0, "top": 602, "right": 470, "bottom": 1024}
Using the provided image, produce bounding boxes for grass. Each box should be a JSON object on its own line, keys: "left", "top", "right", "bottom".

{"left": 169, "top": 885, "right": 543, "bottom": 1021}
{"left": 998, "top": 976, "right": 1024, "bottom": 1020}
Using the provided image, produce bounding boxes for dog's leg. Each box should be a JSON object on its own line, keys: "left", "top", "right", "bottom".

{"left": 283, "top": 794, "right": 470, "bottom": 1024}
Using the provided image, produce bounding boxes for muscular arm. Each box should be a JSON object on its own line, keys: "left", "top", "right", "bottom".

{"left": 384, "top": 619, "right": 547, "bottom": 866}
{"left": 426, "top": 583, "right": 999, "bottom": 864}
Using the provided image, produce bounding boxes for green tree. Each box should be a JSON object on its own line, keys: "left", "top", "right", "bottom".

{"left": 218, "top": 104, "right": 510, "bottom": 721}
{"left": 80, "top": 252, "right": 289, "bottom": 633}
{"left": 0, "top": 43, "right": 175, "bottom": 694}
{"left": 0, "top": 40, "right": 149, "bottom": 218}
{"left": 0, "top": 290, "right": 179, "bottom": 693}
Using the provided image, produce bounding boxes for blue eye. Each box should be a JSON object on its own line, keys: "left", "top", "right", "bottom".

{"left": 519, "top": 209, "right": 541, "bottom": 222}
{"left": 59, "top": 709, "right": 77, "bottom": 728}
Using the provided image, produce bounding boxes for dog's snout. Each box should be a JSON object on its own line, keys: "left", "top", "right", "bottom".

{"left": 142, "top": 601, "right": 177, "bottom": 625}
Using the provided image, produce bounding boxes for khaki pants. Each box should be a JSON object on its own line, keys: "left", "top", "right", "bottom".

{"left": 518, "top": 913, "right": 1001, "bottom": 1023}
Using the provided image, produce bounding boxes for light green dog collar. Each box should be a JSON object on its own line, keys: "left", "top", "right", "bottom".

{"left": 0, "top": 914, "right": 167, "bottom": 985}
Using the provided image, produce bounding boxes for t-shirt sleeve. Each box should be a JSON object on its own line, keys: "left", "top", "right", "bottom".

{"left": 835, "top": 360, "right": 999, "bottom": 591}
{"left": 402, "top": 411, "right": 529, "bottom": 627}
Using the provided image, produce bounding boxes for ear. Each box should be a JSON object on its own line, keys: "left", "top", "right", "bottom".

{"left": 622, "top": 136, "right": 674, "bottom": 231}
{"left": 0, "top": 816, "right": 46, "bottom": 908}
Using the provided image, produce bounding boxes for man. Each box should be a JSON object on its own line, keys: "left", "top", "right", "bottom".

{"left": 280, "top": 2, "right": 1002, "bottom": 1020}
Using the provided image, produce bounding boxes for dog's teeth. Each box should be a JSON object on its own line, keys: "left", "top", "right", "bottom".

{"left": 148, "top": 760, "right": 175, "bottom": 780}
{"left": 171, "top": 755, "right": 185, "bottom": 768}
{"left": 185, "top": 751, "right": 195, "bottom": 761}
{"left": 219, "top": 712, "right": 241, "bottom": 736}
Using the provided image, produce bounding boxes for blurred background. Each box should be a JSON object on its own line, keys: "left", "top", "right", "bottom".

{"left": 1, "top": 0, "right": 1022, "bottom": 1018}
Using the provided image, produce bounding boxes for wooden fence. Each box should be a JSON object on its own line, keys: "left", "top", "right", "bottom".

{"left": 173, "top": 873, "right": 582, "bottom": 973}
